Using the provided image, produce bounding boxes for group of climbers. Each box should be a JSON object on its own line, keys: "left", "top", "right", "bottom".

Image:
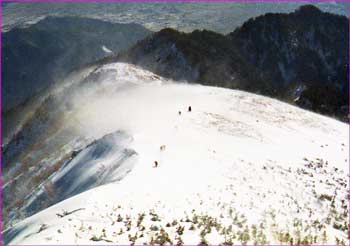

{"left": 153, "top": 106, "right": 192, "bottom": 168}
{"left": 178, "top": 106, "right": 191, "bottom": 116}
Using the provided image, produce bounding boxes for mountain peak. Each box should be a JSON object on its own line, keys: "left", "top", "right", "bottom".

{"left": 295, "top": 4, "right": 323, "bottom": 15}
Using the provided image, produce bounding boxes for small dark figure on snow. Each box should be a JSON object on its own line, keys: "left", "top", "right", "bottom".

{"left": 188, "top": 106, "right": 192, "bottom": 112}
{"left": 178, "top": 111, "right": 181, "bottom": 115}
{"left": 153, "top": 161, "right": 159, "bottom": 168}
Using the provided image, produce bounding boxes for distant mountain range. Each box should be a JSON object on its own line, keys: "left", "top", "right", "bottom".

{"left": 2, "top": 2, "right": 348, "bottom": 33}
{"left": 2, "top": 16, "right": 151, "bottom": 112}
{"left": 102, "top": 5, "right": 348, "bottom": 121}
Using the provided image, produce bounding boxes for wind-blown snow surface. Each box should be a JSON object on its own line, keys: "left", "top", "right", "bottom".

{"left": 4, "top": 63, "right": 349, "bottom": 245}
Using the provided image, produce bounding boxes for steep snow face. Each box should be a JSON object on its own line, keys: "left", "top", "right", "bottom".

{"left": 23, "top": 131, "right": 137, "bottom": 219}
{"left": 3, "top": 63, "right": 348, "bottom": 245}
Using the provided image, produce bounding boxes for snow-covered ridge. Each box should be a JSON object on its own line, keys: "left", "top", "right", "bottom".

{"left": 23, "top": 131, "right": 137, "bottom": 219}
{"left": 3, "top": 63, "right": 348, "bottom": 245}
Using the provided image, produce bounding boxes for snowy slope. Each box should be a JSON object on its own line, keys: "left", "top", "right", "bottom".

{"left": 22, "top": 131, "right": 137, "bottom": 218}
{"left": 3, "top": 63, "right": 349, "bottom": 245}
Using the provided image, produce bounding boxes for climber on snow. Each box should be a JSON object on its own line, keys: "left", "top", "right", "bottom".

{"left": 153, "top": 161, "right": 159, "bottom": 168}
